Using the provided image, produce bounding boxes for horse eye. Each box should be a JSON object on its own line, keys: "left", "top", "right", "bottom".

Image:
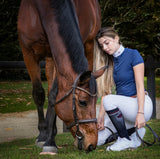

{"left": 79, "top": 100, "right": 87, "bottom": 107}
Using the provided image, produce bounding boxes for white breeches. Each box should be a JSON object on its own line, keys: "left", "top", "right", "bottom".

{"left": 97, "top": 94, "right": 153, "bottom": 146}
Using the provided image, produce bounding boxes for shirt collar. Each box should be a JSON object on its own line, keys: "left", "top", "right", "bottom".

{"left": 113, "top": 45, "right": 125, "bottom": 57}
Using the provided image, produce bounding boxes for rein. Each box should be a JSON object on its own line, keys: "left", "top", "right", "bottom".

{"left": 135, "top": 124, "right": 160, "bottom": 147}
{"left": 105, "top": 124, "right": 160, "bottom": 147}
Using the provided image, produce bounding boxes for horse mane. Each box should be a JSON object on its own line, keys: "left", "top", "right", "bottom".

{"left": 50, "top": 0, "right": 88, "bottom": 74}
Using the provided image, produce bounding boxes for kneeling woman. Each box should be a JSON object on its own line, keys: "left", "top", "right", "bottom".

{"left": 94, "top": 27, "right": 153, "bottom": 151}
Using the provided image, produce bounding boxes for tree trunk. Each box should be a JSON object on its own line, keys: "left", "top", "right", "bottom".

{"left": 145, "top": 55, "right": 156, "bottom": 118}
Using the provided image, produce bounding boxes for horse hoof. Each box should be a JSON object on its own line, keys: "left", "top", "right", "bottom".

{"left": 39, "top": 152, "right": 57, "bottom": 155}
{"left": 42, "top": 146, "right": 58, "bottom": 153}
{"left": 35, "top": 139, "right": 45, "bottom": 148}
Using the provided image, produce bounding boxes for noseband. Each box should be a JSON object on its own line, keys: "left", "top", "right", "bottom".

{"left": 55, "top": 72, "right": 97, "bottom": 147}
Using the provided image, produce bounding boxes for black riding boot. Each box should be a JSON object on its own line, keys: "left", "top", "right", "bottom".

{"left": 106, "top": 107, "right": 130, "bottom": 140}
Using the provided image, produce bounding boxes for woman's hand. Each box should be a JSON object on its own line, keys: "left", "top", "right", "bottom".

{"left": 135, "top": 113, "right": 146, "bottom": 129}
{"left": 97, "top": 115, "right": 105, "bottom": 131}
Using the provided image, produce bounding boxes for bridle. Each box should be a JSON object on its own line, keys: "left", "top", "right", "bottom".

{"left": 55, "top": 72, "right": 97, "bottom": 149}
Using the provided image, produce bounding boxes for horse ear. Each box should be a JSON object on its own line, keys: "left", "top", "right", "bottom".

{"left": 79, "top": 71, "right": 92, "bottom": 85}
{"left": 92, "top": 65, "right": 108, "bottom": 79}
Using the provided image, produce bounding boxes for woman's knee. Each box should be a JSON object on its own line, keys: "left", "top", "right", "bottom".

{"left": 144, "top": 96, "right": 153, "bottom": 121}
{"left": 103, "top": 95, "right": 117, "bottom": 111}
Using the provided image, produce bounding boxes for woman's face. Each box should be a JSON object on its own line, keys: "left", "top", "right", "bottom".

{"left": 98, "top": 36, "right": 120, "bottom": 55}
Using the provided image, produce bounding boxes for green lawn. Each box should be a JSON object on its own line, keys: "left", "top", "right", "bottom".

{"left": 0, "top": 81, "right": 48, "bottom": 113}
{"left": 144, "top": 77, "right": 160, "bottom": 97}
{"left": 0, "top": 77, "right": 160, "bottom": 113}
{"left": 0, "top": 119, "right": 159, "bottom": 159}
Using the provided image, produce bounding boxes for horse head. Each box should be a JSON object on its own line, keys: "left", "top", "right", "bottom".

{"left": 55, "top": 67, "right": 106, "bottom": 152}
{"left": 54, "top": 71, "right": 96, "bottom": 152}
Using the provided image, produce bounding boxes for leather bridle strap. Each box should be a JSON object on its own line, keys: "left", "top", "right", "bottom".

{"left": 66, "top": 118, "right": 97, "bottom": 129}
{"left": 55, "top": 76, "right": 97, "bottom": 105}
{"left": 75, "top": 86, "right": 97, "bottom": 97}
{"left": 68, "top": 73, "right": 97, "bottom": 130}
{"left": 55, "top": 72, "right": 97, "bottom": 130}
{"left": 136, "top": 124, "right": 160, "bottom": 146}
{"left": 55, "top": 88, "right": 73, "bottom": 104}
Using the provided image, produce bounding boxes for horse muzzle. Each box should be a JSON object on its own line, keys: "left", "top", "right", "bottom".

{"left": 74, "top": 129, "right": 96, "bottom": 152}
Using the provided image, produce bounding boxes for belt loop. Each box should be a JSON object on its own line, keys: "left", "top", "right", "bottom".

{"left": 145, "top": 91, "right": 148, "bottom": 96}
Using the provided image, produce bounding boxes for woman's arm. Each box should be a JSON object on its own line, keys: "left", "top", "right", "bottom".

{"left": 133, "top": 63, "right": 146, "bottom": 128}
{"left": 97, "top": 96, "right": 106, "bottom": 131}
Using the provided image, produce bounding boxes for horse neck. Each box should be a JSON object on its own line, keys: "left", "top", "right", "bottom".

{"left": 35, "top": 0, "right": 88, "bottom": 74}
{"left": 56, "top": 57, "right": 77, "bottom": 89}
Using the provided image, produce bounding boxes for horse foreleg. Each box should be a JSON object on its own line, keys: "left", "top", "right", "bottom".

{"left": 32, "top": 78, "right": 46, "bottom": 146}
{"left": 42, "top": 78, "right": 58, "bottom": 154}
{"left": 45, "top": 57, "right": 56, "bottom": 93}
{"left": 45, "top": 57, "right": 58, "bottom": 138}
{"left": 21, "top": 45, "right": 46, "bottom": 145}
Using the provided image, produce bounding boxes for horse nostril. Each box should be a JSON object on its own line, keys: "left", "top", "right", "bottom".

{"left": 87, "top": 144, "right": 94, "bottom": 152}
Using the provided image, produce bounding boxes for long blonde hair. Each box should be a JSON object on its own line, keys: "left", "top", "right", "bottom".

{"left": 94, "top": 27, "right": 120, "bottom": 96}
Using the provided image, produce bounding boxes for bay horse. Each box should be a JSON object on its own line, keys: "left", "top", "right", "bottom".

{"left": 17, "top": 0, "right": 101, "bottom": 154}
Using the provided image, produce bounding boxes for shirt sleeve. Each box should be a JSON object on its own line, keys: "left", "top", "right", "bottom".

{"left": 132, "top": 50, "right": 144, "bottom": 67}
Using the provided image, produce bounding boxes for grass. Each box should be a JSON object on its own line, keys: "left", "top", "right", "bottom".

{"left": 0, "top": 119, "right": 159, "bottom": 159}
{"left": 0, "top": 81, "right": 48, "bottom": 113}
{"left": 144, "top": 77, "right": 160, "bottom": 98}
{"left": 152, "top": 77, "right": 160, "bottom": 97}
{"left": 0, "top": 77, "right": 160, "bottom": 113}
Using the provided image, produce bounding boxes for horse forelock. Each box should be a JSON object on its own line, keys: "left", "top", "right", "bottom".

{"left": 89, "top": 76, "right": 97, "bottom": 95}
{"left": 50, "top": 0, "right": 88, "bottom": 74}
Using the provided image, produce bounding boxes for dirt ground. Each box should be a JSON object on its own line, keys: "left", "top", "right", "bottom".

{"left": 0, "top": 100, "right": 160, "bottom": 143}
{"left": 0, "top": 110, "right": 63, "bottom": 143}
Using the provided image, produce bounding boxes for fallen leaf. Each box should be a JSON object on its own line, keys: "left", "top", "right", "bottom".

{"left": 26, "top": 102, "right": 31, "bottom": 106}
{"left": 0, "top": 104, "right": 6, "bottom": 107}
{"left": 19, "top": 147, "right": 33, "bottom": 150}
{"left": 144, "top": 149, "right": 150, "bottom": 151}
{"left": 5, "top": 98, "right": 10, "bottom": 100}
{"left": 39, "top": 152, "right": 57, "bottom": 156}
{"left": 98, "top": 149, "right": 104, "bottom": 152}
{"left": 5, "top": 128, "right": 12, "bottom": 131}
